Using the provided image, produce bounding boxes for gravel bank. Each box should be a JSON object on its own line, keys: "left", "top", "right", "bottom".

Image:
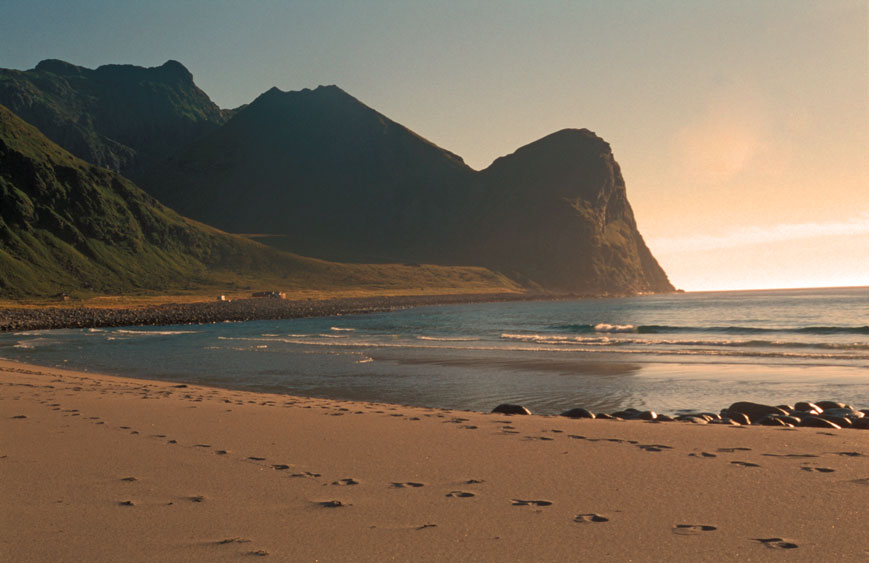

{"left": 0, "top": 293, "right": 537, "bottom": 332}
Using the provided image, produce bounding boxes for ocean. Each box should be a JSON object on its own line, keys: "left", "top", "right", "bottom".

{"left": 2, "top": 287, "right": 867, "bottom": 415}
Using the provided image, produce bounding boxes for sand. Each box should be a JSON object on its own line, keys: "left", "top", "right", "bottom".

{"left": 1, "top": 358, "right": 867, "bottom": 561}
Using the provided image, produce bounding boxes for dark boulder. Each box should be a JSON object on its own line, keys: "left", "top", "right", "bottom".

{"left": 799, "top": 417, "right": 841, "bottom": 429}
{"left": 561, "top": 408, "right": 595, "bottom": 419}
{"left": 757, "top": 415, "right": 790, "bottom": 427}
{"left": 815, "top": 401, "right": 847, "bottom": 410}
{"left": 725, "top": 412, "right": 751, "bottom": 425}
{"left": 726, "top": 402, "right": 788, "bottom": 423}
{"left": 795, "top": 401, "right": 823, "bottom": 413}
{"left": 492, "top": 404, "right": 531, "bottom": 415}
{"left": 820, "top": 415, "right": 852, "bottom": 427}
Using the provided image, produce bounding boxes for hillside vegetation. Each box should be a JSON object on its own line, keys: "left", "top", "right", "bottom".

{"left": 0, "top": 105, "right": 518, "bottom": 298}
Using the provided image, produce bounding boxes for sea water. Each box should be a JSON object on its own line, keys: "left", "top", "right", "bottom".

{"left": 2, "top": 287, "right": 867, "bottom": 415}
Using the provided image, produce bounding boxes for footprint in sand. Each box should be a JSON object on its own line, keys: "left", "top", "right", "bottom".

{"left": 10, "top": 415, "right": 27, "bottom": 419}
{"left": 465, "top": 479, "right": 485, "bottom": 484}
{"left": 216, "top": 538, "right": 252, "bottom": 545}
{"left": 637, "top": 444, "right": 673, "bottom": 452}
{"left": 118, "top": 500, "right": 135, "bottom": 506}
{"left": 290, "top": 471, "right": 321, "bottom": 478}
{"left": 753, "top": 537, "right": 799, "bottom": 549}
{"left": 189, "top": 496, "right": 206, "bottom": 503}
{"left": 446, "top": 491, "right": 476, "bottom": 498}
{"left": 272, "top": 464, "right": 291, "bottom": 470}
{"left": 730, "top": 461, "right": 761, "bottom": 467}
{"left": 673, "top": 524, "right": 717, "bottom": 535}
{"left": 120, "top": 476, "right": 138, "bottom": 482}
{"left": 317, "top": 500, "right": 348, "bottom": 508}
{"left": 512, "top": 499, "right": 552, "bottom": 507}
{"left": 247, "top": 456, "right": 266, "bottom": 461}
{"left": 836, "top": 451, "right": 865, "bottom": 457}
{"left": 573, "top": 513, "right": 608, "bottom": 523}
{"left": 332, "top": 478, "right": 359, "bottom": 486}
{"left": 689, "top": 452, "right": 717, "bottom": 458}
{"left": 800, "top": 466, "right": 835, "bottom": 473}
{"left": 718, "top": 447, "right": 751, "bottom": 453}
{"left": 247, "top": 550, "right": 269, "bottom": 557}
{"left": 391, "top": 482, "right": 425, "bottom": 488}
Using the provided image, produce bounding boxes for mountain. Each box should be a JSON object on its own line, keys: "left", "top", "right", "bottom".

{"left": 0, "top": 104, "right": 516, "bottom": 298}
{"left": 143, "top": 86, "right": 673, "bottom": 294}
{"left": 0, "top": 59, "right": 228, "bottom": 181}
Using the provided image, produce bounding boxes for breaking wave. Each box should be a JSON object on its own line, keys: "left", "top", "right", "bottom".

{"left": 550, "top": 323, "right": 869, "bottom": 336}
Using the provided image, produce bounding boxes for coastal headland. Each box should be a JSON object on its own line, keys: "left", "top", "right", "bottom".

{"left": 2, "top": 359, "right": 867, "bottom": 561}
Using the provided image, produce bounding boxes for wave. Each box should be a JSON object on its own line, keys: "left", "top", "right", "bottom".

{"left": 216, "top": 335, "right": 868, "bottom": 362}
{"left": 551, "top": 323, "right": 869, "bottom": 336}
{"left": 501, "top": 333, "right": 869, "bottom": 351}
{"left": 114, "top": 329, "right": 200, "bottom": 336}
{"left": 330, "top": 327, "right": 356, "bottom": 332}
{"left": 417, "top": 335, "right": 481, "bottom": 342}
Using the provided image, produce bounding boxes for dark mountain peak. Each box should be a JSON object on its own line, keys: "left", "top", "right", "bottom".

{"left": 93, "top": 60, "right": 195, "bottom": 85}
{"left": 250, "top": 83, "right": 358, "bottom": 109}
{"left": 492, "top": 128, "right": 613, "bottom": 167}
{"left": 157, "top": 59, "right": 194, "bottom": 81}
{"left": 0, "top": 59, "right": 227, "bottom": 179}
{"left": 34, "top": 59, "right": 87, "bottom": 76}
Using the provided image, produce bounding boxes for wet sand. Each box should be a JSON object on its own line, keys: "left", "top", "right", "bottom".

{"left": 1, "top": 358, "right": 867, "bottom": 561}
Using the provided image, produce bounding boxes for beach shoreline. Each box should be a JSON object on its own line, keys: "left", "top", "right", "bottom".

{"left": 2, "top": 358, "right": 867, "bottom": 561}
{"left": 0, "top": 291, "right": 550, "bottom": 332}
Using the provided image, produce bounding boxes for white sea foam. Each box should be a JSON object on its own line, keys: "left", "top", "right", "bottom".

{"left": 330, "top": 327, "right": 356, "bottom": 332}
{"left": 114, "top": 329, "right": 199, "bottom": 336}
{"left": 417, "top": 335, "right": 481, "bottom": 342}
{"left": 214, "top": 335, "right": 867, "bottom": 362}
{"left": 593, "top": 323, "right": 637, "bottom": 333}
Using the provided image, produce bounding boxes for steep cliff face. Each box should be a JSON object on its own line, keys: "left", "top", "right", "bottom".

{"left": 0, "top": 59, "right": 228, "bottom": 180}
{"left": 469, "top": 129, "right": 672, "bottom": 293}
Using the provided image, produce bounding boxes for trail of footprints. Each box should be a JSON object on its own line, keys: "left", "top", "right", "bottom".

{"left": 11, "top": 381, "right": 868, "bottom": 555}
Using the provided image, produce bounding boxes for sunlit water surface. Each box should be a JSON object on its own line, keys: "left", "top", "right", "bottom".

{"left": 2, "top": 287, "right": 867, "bottom": 415}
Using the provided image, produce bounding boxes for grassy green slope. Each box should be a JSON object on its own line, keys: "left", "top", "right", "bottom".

{"left": 0, "top": 105, "right": 518, "bottom": 298}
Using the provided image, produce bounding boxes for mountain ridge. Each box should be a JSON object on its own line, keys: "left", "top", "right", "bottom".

{"left": 143, "top": 85, "right": 673, "bottom": 294}
{"left": 0, "top": 104, "right": 517, "bottom": 298}
{"left": 0, "top": 59, "right": 674, "bottom": 295}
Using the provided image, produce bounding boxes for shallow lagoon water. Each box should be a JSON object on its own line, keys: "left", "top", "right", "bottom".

{"left": 3, "top": 287, "right": 867, "bottom": 414}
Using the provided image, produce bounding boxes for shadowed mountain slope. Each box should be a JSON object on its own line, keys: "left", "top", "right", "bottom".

{"left": 0, "top": 59, "right": 228, "bottom": 181}
{"left": 0, "top": 105, "right": 516, "bottom": 298}
{"left": 143, "top": 86, "right": 673, "bottom": 294}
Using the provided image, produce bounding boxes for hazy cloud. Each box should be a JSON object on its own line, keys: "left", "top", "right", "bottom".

{"left": 649, "top": 213, "right": 869, "bottom": 254}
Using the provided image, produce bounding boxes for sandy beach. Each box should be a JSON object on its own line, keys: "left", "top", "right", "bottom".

{"left": 1, "top": 358, "right": 867, "bottom": 561}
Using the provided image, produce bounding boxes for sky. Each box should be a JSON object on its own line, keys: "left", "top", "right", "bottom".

{"left": 2, "top": 0, "right": 867, "bottom": 291}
